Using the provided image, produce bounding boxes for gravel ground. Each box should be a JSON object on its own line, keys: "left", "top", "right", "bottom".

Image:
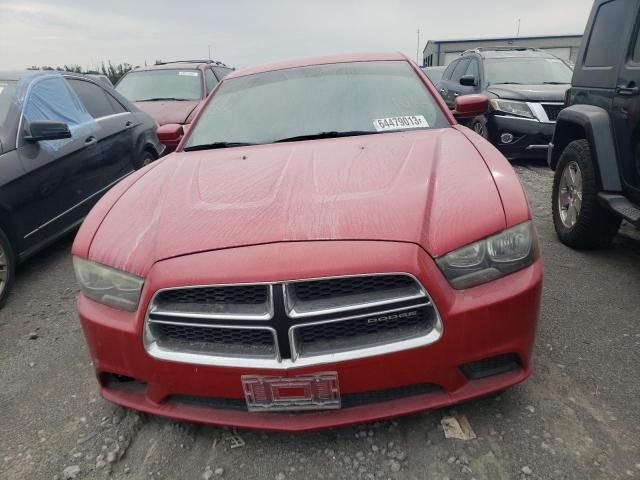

{"left": 1, "top": 159, "right": 639, "bottom": 480}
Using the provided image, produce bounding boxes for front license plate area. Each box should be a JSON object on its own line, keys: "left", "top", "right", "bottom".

{"left": 241, "top": 372, "right": 340, "bottom": 412}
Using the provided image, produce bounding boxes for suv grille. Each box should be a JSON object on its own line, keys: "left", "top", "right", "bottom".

{"left": 542, "top": 103, "right": 563, "bottom": 121}
{"left": 144, "top": 274, "right": 441, "bottom": 367}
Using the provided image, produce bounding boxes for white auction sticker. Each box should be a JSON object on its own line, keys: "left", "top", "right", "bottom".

{"left": 178, "top": 71, "right": 199, "bottom": 76}
{"left": 373, "top": 115, "right": 429, "bottom": 132}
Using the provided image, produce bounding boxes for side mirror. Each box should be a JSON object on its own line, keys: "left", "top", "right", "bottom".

{"left": 459, "top": 75, "right": 477, "bottom": 87}
{"left": 453, "top": 94, "right": 489, "bottom": 118}
{"left": 157, "top": 123, "right": 184, "bottom": 145}
{"left": 25, "top": 120, "right": 71, "bottom": 142}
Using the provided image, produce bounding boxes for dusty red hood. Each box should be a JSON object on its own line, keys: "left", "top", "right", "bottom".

{"left": 134, "top": 100, "right": 200, "bottom": 125}
{"left": 88, "top": 128, "right": 507, "bottom": 276}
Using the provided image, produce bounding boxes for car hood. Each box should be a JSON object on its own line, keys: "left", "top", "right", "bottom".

{"left": 134, "top": 100, "right": 200, "bottom": 125}
{"left": 487, "top": 83, "right": 569, "bottom": 102}
{"left": 88, "top": 128, "right": 507, "bottom": 276}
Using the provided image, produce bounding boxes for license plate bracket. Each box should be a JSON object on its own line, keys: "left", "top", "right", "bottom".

{"left": 241, "top": 372, "right": 340, "bottom": 412}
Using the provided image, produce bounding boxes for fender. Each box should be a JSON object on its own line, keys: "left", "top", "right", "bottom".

{"left": 548, "top": 105, "right": 621, "bottom": 192}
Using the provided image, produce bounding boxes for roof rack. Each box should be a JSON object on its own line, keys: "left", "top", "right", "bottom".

{"left": 154, "top": 60, "right": 229, "bottom": 67}
{"left": 462, "top": 46, "right": 542, "bottom": 55}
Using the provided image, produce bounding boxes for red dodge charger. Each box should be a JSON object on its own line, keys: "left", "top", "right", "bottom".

{"left": 73, "top": 53, "right": 542, "bottom": 431}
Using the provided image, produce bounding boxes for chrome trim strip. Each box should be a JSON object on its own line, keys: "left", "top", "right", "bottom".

{"left": 283, "top": 273, "right": 427, "bottom": 318}
{"left": 150, "top": 284, "right": 274, "bottom": 321}
{"left": 23, "top": 172, "right": 132, "bottom": 239}
{"left": 495, "top": 114, "right": 540, "bottom": 123}
{"left": 526, "top": 144, "right": 550, "bottom": 150}
{"left": 288, "top": 303, "right": 437, "bottom": 362}
{"left": 527, "top": 102, "right": 563, "bottom": 124}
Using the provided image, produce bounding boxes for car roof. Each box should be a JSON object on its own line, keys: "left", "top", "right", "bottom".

{"left": 468, "top": 49, "right": 556, "bottom": 60}
{"left": 226, "top": 52, "right": 409, "bottom": 79}
{"left": 0, "top": 70, "right": 106, "bottom": 83}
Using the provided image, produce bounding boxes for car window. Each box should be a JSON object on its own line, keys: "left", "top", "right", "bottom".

{"left": 442, "top": 61, "right": 457, "bottom": 81}
{"left": 205, "top": 68, "right": 218, "bottom": 92}
{"left": 584, "top": 0, "right": 626, "bottom": 67}
{"left": 451, "top": 59, "right": 470, "bottom": 82}
{"left": 632, "top": 16, "right": 640, "bottom": 63}
{"left": 465, "top": 60, "right": 479, "bottom": 79}
{"left": 186, "top": 61, "right": 450, "bottom": 148}
{"left": 0, "top": 80, "right": 17, "bottom": 130}
{"left": 485, "top": 57, "right": 573, "bottom": 85}
{"left": 23, "top": 76, "right": 93, "bottom": 127}
{"left": 116, "top": 69, "right": 203, "bottom": 101}
{"left": 212, "top": 66, "right": 233, "bottom": 81}
{"left": 67, "top": 78, "right": 123, "bottom": 118}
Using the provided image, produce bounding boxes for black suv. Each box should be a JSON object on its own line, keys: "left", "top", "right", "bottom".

{"left": 436, "top": 47, "right": 573, "bottom": 160}
{"left": 549, "top": 0, "right": 640, "bottom": 248}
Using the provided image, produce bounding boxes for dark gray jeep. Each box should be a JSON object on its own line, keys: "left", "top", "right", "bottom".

{"left": 549, "top": 0, "right": 640, "bottom": 248}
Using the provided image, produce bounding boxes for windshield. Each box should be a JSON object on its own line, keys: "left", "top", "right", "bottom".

{"left": 116, "top": 69, "right": 202, "bottom": 101}
{"left": 0, "top": 81, "right": 17, "bottom": 130}
{"left": 185, "top": 61, "right": 449, "bottom": 149}
{"left": 484, "top": 57, "right": 573, "bottom": 85}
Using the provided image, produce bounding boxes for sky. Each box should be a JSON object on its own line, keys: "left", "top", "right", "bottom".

{"left": 0, "top": 0, "right": 593, "bottom": 71}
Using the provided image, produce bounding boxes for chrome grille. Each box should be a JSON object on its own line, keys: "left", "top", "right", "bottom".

{"left": 144, "top": 274, "right": 442, "bottom": 368}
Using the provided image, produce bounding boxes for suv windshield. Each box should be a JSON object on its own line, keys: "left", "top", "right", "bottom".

{"left": 485, "top": 57, "right": 573, "bottom": 85}
{"left": 185, "top": 61, "right": 449, "bottom": 149}
{"left": 0, "top": 80, "right": 17, "bottom": 131}
{"left": 116, "top": 69, "right": 202, "bottom": 101}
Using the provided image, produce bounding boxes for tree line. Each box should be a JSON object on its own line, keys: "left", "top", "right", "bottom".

{"left": 27, "top": 61, "right": 135, "bottom": 84}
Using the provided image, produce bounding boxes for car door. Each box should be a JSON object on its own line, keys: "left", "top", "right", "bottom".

{"left": 612, "top": 1, "right": 640, "bottom": 204}
{"left": 436, "top": 60, "right": 458, "bottom": 109}
{"left": 67, "top": 77, "right": 137, "bottom": 201}
{"left": 439, "top": 59, "right": 470, "bottom": 109}
{"left": 16, "top": 75, "right": 105, "bottom": 250}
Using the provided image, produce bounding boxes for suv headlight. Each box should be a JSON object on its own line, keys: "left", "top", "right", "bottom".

{"left": 436, "top": 222, "right": 538, "bottom": 289}
{"left": 73, "top": 257, "right": 144, "bottom": 311}
{"left": 489, "top": 99, "right": 534, "bottom": 119}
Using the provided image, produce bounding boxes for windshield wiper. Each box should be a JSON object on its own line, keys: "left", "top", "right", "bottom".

{"left": 183, "top": 142, "right": 256, "bottom": 152}
{"left": 493, "top": 82, "right": 523, "bottom": 85}
{"left": 273, "top": 131, "right": 378, "bottom": 143}
{"left": 541, "top": 81, "right": 569, "bottom": 85}
{"left": 137, "top": 97, "right": 191, "bottom": 102}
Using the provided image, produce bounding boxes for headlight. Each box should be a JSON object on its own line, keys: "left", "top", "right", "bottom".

{"left": 73, "top": 257, "right": 144, "bottom": 311}
{"left": 436, "top": 222, "right": 538, "bottom": 289}
{"left": 489, "top": 99, "right": 534, "bottom": 119}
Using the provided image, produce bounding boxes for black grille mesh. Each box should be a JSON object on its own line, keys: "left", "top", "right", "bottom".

{"left": 151, "top": 323, "right": 274, "bottom": 347}
{"left": 292, "top": 275, "right": 416, "bottom": 302}
{"left": 542, "top": 104, "right": 563, "bottom": 121}
{"left": 156, "top": 285, "right": 268, "bottom": 305}
{"left": 294, "top": 307, "right": 434, "bottom": 356}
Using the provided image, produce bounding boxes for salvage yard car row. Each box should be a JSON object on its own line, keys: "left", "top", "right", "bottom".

{"left": 0, "top": 0, "right": 638, "bottom": 433}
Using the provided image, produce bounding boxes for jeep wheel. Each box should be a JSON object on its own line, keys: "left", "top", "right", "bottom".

{"left": 0, "top": 227, "right": 15, "bottom": 307}
{"left": 552, "top": 139, "right": 621, "bottom": 249}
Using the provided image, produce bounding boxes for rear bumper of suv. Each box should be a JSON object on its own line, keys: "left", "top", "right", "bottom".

{"left": 78, "top": 241, "right": 542, "bottom": 431}
{"left": 488, "top": 114, "right": 555, "bottom": 160}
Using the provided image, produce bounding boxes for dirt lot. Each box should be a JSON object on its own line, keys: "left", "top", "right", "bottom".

{"left": 1, "top": 161, "right": 639, "bottom": 480}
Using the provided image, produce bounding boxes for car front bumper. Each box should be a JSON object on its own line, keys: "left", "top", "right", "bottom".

{"left": 78, "top": 241, "right": 542, "bottom": 431}
{"left": 488, "top": 114, "right": 555, "bottom": 160}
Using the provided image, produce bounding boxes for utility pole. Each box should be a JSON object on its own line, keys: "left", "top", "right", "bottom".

{"left": 517, "top": 18, "right": 521, "bottom": 37}
{"left": 416, "top": 29, "right": 420, "bottom": 65}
